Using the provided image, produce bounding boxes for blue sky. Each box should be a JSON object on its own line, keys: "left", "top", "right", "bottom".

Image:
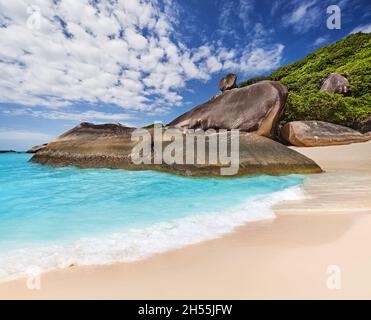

{"left": 0, "top": 0, "right": 370, "bottom": 150}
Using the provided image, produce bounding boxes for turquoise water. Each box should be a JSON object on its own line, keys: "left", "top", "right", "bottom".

{"left": 0, "top": 153, "right": 304, "bottom": 279}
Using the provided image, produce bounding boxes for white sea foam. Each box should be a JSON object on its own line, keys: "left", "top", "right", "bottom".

{"left": 0, "top": 186, "right": 304, "bottom": 283}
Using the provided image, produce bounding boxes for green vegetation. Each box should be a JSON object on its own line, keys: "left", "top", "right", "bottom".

{"left": 238, "top": 76, "right": 266, "bottom": 87}
{"left": 240, "top": 33, "right": 371, "bottom": 128}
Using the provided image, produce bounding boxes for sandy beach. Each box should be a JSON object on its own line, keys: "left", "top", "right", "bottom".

{"left": 0, "top": 141, "right": 370, "bottom": 300}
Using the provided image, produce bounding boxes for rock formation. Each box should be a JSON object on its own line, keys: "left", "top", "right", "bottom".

{"left": 168, "top": 80, "right": 288, "bottom": 138}
{"left": 353, "top": 116, "right": 371, "bottom": 134}
{"left": 281, "top": 121, "right": 369, "bottom": 147}
{"left": 219, "top": 73, "right": 237, "bottom": 91}
{"left": 27, "top": 143, "right": 48, "bottom": 153}
{"left": 320, "top": 73, "right": 349, "bottom": 94}
{"left": 32, "top": 122, "right": 137, "bottom": 156}
{"left": 31, "top": 122, "right": 322, "bottom": 176}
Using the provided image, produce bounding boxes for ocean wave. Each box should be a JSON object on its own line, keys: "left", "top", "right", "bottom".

{"left": 0, "top": 186, "right": 304, "bottom": 283}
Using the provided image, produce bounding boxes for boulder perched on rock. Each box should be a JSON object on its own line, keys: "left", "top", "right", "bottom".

{"left": 31, "top": 122, "right": 322, "bottom": 176}
{"left": 27, "top": 143, "right": 48, "bottom": 153}
{"left": 281, "top": 121, "right": 369, "bottom": 147}
{"left": 168, "top": 81, "right": 288, "bottom": 138}
{"left": 219, "top": 73, "right": 237, "bottom": 91}
{"left": 320, "top": 73, "right": 349, "bottom": 94}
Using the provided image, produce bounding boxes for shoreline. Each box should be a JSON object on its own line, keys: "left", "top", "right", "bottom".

{"left": 0, "top": 141, "right": 370, "bottom": 299}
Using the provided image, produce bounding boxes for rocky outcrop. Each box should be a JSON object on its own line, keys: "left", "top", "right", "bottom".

{"left": 31, "top": 122, "right": 322, "bottom": 176}
{"left": 168, "top": 81, "right": 288, "bottom": 138}
{"left": 33, "top": 122, "right": 137, "bottom": 156}
{"left": 364, "top": 131, "right": 371, "bottom": 140}
{"left": 320, "top": 73, "right": 349, "bottom": 94}
{"left": 27, "top": 143, "right": 48, "bottom": 153}
{"left": 57, "top": 122, "right": 134, "bottom": 140}
{"left": 281, "top": 121, "right": 369, "bottom": 147}
{"left": 219, "top": 73, "right": 237, "bottom": 91}
{"left": 353, "top": 116, "right": 371, "bottom": 134}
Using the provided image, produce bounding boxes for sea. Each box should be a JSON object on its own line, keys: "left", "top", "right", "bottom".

{"left": 0, "top": 153, "right": 305, "bottom": 281}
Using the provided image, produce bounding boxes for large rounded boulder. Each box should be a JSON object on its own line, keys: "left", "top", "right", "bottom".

{"left": 219, "top": 73, "right": 237, "bottom": 91}
{"left": 31, "top": 122, "right": 322, "bottom": 176}
{"left": 281, "top": 121, "right": 369, "bottom": 147}
{"left": 364, "top": 131, "right": 371, "bottom": 140}
{"left": 34, "top": 122, "right": 137, "bottom": 157}
{"left": 320, "top": 73, "right": 349, "bottom": 94}
{"left": 353, "top": 116, "right": 371, "bottom": 134}
{"left": 168, "top": 80, "right": 288, "bottom": 138}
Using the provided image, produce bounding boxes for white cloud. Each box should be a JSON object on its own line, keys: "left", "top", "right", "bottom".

{"left": 218, "top": 1, "right": 234, "bottom": 37}
{"left": 238, "top": 0, "right": 254, "bottom": 31}
{"left": 290, "top": 2, "right": 312, "bottom": 23}
{"left": 218, "top": 0, "right": 254, "bottom": 37}
{"left": 206, "top": 56, "right": 223, "bottom": 73}
{"left": 238, "top": 45, "right": 285, "bottom": 73}
{"left": 0, "top": 0, "right": 284, "bottom": 117}
{"left": 313, "top": 36, "right": 329, "bottom": 47}
{"left": 1, "top": 108, "right": 133, "bottom": 122}
{"left": 283, "top": 0, "right": 321, "bottom": 33}
{"left": 0, "top": 0, "right": 216, "bottom": 112}
{"left": 270, "top": 1, "right": 281, "bottom": 16}
{"left": 0, "top": 129, "right": 53, "bottom": 141}
{"left": 350, "top": 23, "right": 371, "bottom": 34}
{"left": 125, "top": 29, "right": 148, "bottom": 51}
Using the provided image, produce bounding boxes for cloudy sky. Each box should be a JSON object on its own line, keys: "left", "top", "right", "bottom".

{"left": 0, "top": 0, "right": 370, "bottom": 150}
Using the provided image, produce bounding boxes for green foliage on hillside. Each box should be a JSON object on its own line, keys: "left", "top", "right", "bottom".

{"left": 239, "top": 76, "right": 266, "bottom": 87}
{"left": 240, "top": 33, "right": 371, "bottom": 127}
